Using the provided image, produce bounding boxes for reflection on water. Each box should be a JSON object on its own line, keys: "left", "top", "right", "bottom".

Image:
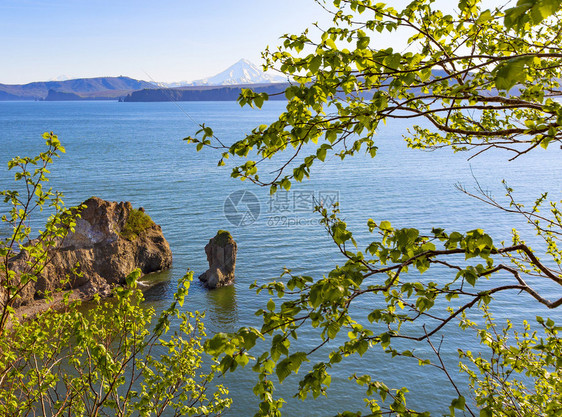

{"left": 0, "top": 222, "right": 12, "bottom": 240}
{"left": 68, "top": 268, "right": 175, "bottom": 316}
{"left": 203, "top": 284, "right": 238, "bottom": 332}
{"left": 140, "top": 268, "right": 240, "bottom": 335}
{"left": 141, "top": 268, "right": 175, "bottom": 302}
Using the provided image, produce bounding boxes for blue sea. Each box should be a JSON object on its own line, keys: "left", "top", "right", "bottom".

{"left": 0, "top": 100, "right": 560, "bottom": 416}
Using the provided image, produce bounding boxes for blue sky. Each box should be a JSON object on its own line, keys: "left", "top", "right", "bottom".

{"left": 1, "top": 0, "right": 506, "bottom": 84}
{"left": 1, "top": 0, "right": 331, "bottom": 84}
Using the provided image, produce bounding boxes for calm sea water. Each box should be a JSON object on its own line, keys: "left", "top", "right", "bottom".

{"left": 0, "top": 101, "right": 560, "bottom": 416}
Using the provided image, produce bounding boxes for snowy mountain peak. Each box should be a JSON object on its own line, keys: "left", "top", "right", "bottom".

{"left": 191, "top": 59, "right": 286, "bottom": 86}
{"left": 237, "top": 58, "right": 253, "bottom": 65}
{"left": 48, "top": 74, "right": 73, "bottom": 82}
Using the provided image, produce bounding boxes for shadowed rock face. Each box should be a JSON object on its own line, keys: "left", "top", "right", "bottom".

{"left": 199, "top": 231, "right": 237, "bottom": 289}
{"left": 9, "top": 196, "right": 173, "bottom": 308}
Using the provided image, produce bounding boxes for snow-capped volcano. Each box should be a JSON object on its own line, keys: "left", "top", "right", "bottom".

{"left": 192, "top": 59, "right": 286, "bottom": 86}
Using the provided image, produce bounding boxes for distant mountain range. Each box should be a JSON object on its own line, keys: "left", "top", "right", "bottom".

{"left": 0, "top": 60, "right": 288, "bottom": 101}
{"left": 0, "top": 76, "right": 155, "bottom": 101}
{"left": 163, "top": 59, "right": 287, "bottom": 87}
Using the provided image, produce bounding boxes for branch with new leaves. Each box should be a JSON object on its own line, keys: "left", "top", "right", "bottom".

{"left": 189, "top": 0, "right": 562, "bottom": 416}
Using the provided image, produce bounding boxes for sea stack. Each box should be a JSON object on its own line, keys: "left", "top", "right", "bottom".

{"left": 198, "top": 230, "right": 237, "bottom": 289}
{"left": 9, "top": 196, "right": 173, "bottom": 308}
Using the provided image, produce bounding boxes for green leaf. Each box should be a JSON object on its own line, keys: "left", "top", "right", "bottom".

{"left": 309, "top": 55, "right": 322, "bottom": 74}
{"left": 327, "top": 321, "right": 340, "bottom": 339}
{"left": 379, "top": 220, "right": 392, "bottom": 231}
{"left": 476, "top": 9, "right": 492, "bottom": 23}
{"left": 317, "top": 147, "right": 327, "bottom": 162}
{"left": 276, "top": 358, "right": 291, "bottom": 382}
{"left": 480, "top": 408, "right": 493, "bottom": 417}
{"left": 357, "top": 36, "right": 370, "bottom": 49}
{"left": 495, "top": 56, "right": 533, "bottom": 91}
{"left": 267, "top": 299, "right": 276, "bottom": 311}
{"left": 451, "top": 395, "right": 465, "bottom": 410}
{"left": 325, "top": 38, "right": 337, "bottom": 50}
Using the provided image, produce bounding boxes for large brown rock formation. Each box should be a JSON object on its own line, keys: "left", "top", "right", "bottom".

{"left": 9, "top": 196, "right": 172, "bottom": 308}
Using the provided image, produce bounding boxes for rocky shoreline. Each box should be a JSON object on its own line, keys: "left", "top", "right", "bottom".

{"left": 9, "top": 196, "right": 173, "bottom": 318}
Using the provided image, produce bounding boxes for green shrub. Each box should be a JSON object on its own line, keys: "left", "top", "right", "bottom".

{"left": 214, "top": 229, "right": 233, "bottom": 247}
{"left": 120, "top": 209, "right": 154, "bottom": 241}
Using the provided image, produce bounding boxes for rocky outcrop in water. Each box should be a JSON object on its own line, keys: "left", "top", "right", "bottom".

{"left": 10, "top": 196, "right": 172, "bottom": 308}
{"left": 198, "top": 230, "right": 237, "bottom": 289}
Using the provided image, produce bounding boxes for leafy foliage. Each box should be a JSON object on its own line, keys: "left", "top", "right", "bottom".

{"left": 0, "top": 132, "right": 76, "bottom": 331}
{"left": 0, "top": 134, "right": 231, "bottom": 416}
{"left": 187, "top": 0, "right": 562, "bottom": 189}
{"left": 459, "top": 309, "right": 562, "bottom": 416}
{"left": 187, "top": 0, "right": 562, "bottom": 415}
{"left": 0, "top": 270, "right": 231, "bottom": 416}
